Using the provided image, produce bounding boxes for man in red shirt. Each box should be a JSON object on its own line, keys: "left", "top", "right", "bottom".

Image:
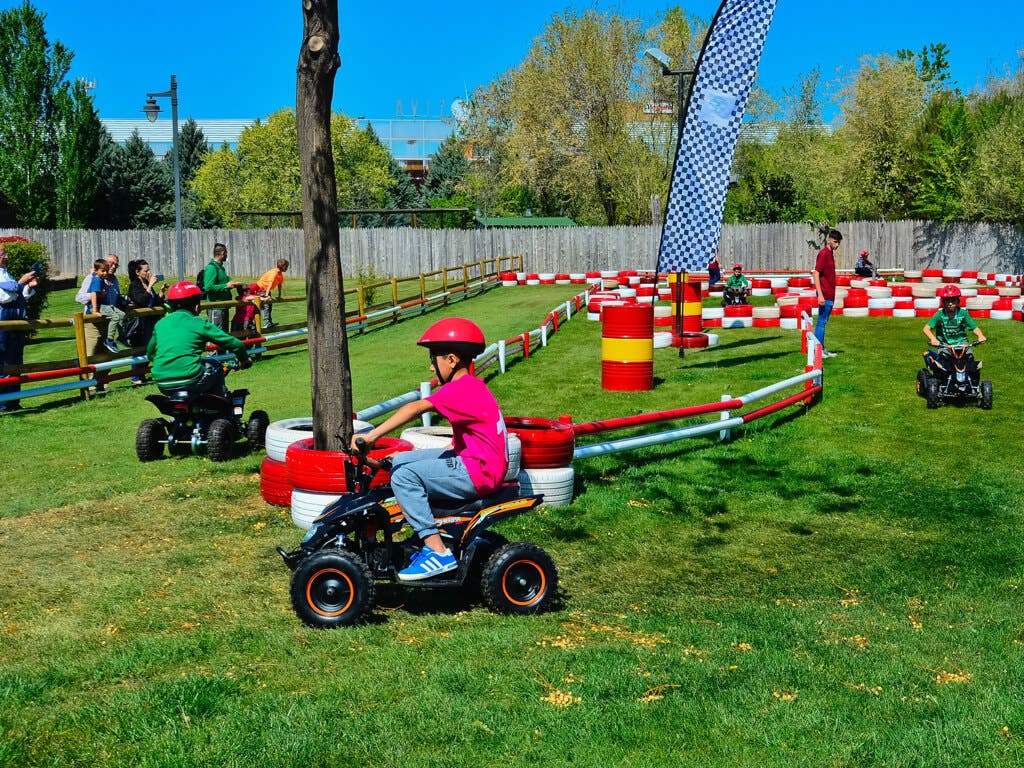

{"left": 812, "top": 229, "right": 841, "bottom": 358}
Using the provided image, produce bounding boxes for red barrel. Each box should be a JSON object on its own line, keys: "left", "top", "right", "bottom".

{"left": 668, "top": 275, "right": 704, "bottom": 334}
{"left": 601, "top": 303, "right": 654, "bottom": 391}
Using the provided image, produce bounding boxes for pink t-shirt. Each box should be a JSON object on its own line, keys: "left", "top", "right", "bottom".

{"left": 427, "top": 374, "right": 508, "bottom": 495}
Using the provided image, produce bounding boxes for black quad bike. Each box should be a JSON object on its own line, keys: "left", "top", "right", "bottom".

{"left": 916, "top": 341, "right": 992, "bottom": 410}
{"left": 277, "top": 441, "right": 559, "bottom": 628}
{"left": 722, "top": 286, "right": 750, "bottom": 306}
{"left": 136, "top": 369, "right": 269, "bottom": 461}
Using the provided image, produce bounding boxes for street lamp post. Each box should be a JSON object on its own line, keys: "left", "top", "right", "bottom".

{"left": 644, "top": 47, "right": 695, "bottom": 148}
{"left": 143, "top": 75, "right": 183, "bottom": 281}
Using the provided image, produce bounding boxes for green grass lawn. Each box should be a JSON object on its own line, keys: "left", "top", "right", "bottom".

{"left": 2, "top": 285, "right": 1023, "bottom": 767}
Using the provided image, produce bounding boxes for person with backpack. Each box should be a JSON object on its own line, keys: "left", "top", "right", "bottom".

{"left": 201, "top": 243, "right": 243, "bottom": 331}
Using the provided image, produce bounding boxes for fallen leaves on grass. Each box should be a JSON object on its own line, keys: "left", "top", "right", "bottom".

{"left": 773, "top": 689, "right": 799, "bottom": 702}
{"left": 536, "top": 612, "right": 669, "bottom": 651}
{"left": 933, "top": 668, "right": 973, "bottom": 685}
{"left": 732, "top": 642, "right": 754, "bottom": 652}
{"left": 842, "top": 682, "right": 883, "bottom": 695}
{"left": 1000, "top": 726, "right": 1013, "bottom": 739}
{"left": 536, "top": 671, "right": 581, "bottom": 708}
{"left": 907, "top": 597, "right": 924, "bottom": 631}
{"left": 638, "top": 684, "right": 679, "bottom": 703}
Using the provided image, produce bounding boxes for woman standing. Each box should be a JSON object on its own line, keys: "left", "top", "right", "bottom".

{"left": 127, "top": 259, "right": 167, "bottom": 384}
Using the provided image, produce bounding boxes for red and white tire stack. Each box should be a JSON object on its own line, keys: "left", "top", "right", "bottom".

{"left": 507, "top": 416, "right": 575, "bottom": 508}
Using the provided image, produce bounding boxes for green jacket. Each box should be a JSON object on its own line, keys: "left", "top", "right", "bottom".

{"left": 146, "top": 309, "right": 249, "bottom": 387}
{"left": 927, "top": 307, "right": 977, "bottom": 345}
{"left": 202, "top": 259, "right": 233, "bottom": 302}
{"left": 726, "top": 273, "right": 749, "bottom": 289}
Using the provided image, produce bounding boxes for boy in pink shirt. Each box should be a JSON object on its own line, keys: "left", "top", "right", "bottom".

{"left": 352, "top": 318, "right": 508, "bottom": 580}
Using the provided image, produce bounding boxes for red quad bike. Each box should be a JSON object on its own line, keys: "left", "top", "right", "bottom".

{"left": 916, "top": 341, "right": 992, "bottom": 410}
{"left": 277, "top": 439, "right": 559, "bottom": 628}
{"left": 136, "top": 365, "right": 269, "bottom": 461}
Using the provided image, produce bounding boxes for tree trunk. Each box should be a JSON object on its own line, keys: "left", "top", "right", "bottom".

{"left": 296, "top": 0, "right": 353, "bottom": 451}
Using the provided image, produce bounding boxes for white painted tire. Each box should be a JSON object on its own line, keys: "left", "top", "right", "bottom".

{"left": 505, "top": 433, "right": 522, "bottom": 482}
{"left": 517, "top": 466, "right": 574, "bottom": 508}
{"left": 400, "top": 425, "right": 454, "bottom": 449}
{"left": 291, "top": 488, "right": 344, "bottom": 530}
{"left": 266, "top": 417, "right": 372, "bottom": 462}
{"left": 653, "top": 331, "right": 673, "bottom": 348}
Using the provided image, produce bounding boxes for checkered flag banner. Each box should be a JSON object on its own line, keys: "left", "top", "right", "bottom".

{"left": 657, "top": 0, "right": 777, "bottom": 274}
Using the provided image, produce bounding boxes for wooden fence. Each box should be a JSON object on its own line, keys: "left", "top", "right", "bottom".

{"left": 4, "top": 220, "right": 1023, "bottom": 279}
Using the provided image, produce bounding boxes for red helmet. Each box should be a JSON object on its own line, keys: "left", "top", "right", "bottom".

{"left": 418, "top": 318, "right": 486, "bottom": 356}
{"left": 167, "top": 281, "right": 202, "bottom": 301}
{"left": 732, "top": 263, "right": 742, "bottom": 270}
{"left": 860, "top": 250, "right": 870, "bottom": 257}
{"left": 938, "top": 284, "right": 962, "bottom": 299}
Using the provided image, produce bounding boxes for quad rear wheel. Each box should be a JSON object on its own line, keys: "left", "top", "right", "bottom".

{"left": 246, "top": 409, "right": 270, "bottom": 448}
{"left": 481, "top": 542, "right": 558, "bottom": 615}
{"left": 136, "top": 419, "right": 166, "bottom": 462}
{"left": 290, "top": 549, "right": 374, "bottom": 628}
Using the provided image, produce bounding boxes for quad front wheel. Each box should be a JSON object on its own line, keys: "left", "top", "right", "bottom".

{"left": 980, "top": 380, "right": 993, "bottom": 410}
{"left": 207, "top": 418, "right": 236, "bottom": 461}
{"left": 925, "top": 379, "right": 940, "bottom": 409}
{"left": 136, "top": 419, "right": 166, "bottom": 462}
{"left": 916, "top": 369, "right": 930, "bottom": 398}
{"left": 290, "top": 549, "right": 375, "bottom": 628}
{"left": 481, "top": 542, "right": 558, "bottom": 615}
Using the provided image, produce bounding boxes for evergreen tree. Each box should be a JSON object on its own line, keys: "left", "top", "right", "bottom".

{"left": 53, "top": 79, "right": 102, "bottom": 228}
{"left": 422, "top": 135, "right": 469, "bottom": 202}
{"left": 89, "top": 126, "right": 127, "bottom": 229}
{"left": 121, "top": 131, "right": 173, "bottom": 229}
{"left": 166, "top": 117, "right": 219, "bottom": 227}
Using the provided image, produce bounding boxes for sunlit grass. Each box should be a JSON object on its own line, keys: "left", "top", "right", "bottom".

{"left": 2, "top": 286, "right": 1023, "bottom": 767}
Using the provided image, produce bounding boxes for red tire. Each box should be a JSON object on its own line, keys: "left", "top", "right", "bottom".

{"left": 286, "top": 437, "right": 413, "bottom": 493}
{"left": 506, "top": 417, "right": 574, "bottom": 469}
{"left": 260, "top": 456, "right": 293, "bottom": 506}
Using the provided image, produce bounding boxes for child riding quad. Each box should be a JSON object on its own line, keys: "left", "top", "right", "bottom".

{"left": 277, "top": 317, "right": 559, "bottom": 627}
{"left": 136, "top": 281, "right": 268, "bottom": 461}
{"left": 722, "top": 263, "right": 751, "bottom": 306}
{"left": 917, "top": 284, "right": 991, "bottom": 409}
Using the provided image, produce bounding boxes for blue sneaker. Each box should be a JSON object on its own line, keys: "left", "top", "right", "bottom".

{"left": 103, "top": 338, "right": 120, "bottom": 354}
{"left": 397, "top": 547, "right": 457, "bottom": 581}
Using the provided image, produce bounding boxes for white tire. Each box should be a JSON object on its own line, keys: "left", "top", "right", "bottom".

{"left": 266, "top": 417, "right": 372, "bottom": 462}
{"left": 505, "top": 433, "right": 522, "bottom": 482}
{"left": 290, "top": 488, "right": 344, "bottom": 530}
{"left": 653, "top": 331, "right": 673, "bottom": 348}
{"left": 517, "top": 466, "right": 574, "bottom": 508}
{"left": 400, "top": 425, "right": 454, "bottom": 449}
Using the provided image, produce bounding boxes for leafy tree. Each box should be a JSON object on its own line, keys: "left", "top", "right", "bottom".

{"left": 494, "top": 184, "right": 539, "bottom": 217}
{"left": 908, "top": 93, "right": 973, "bottom": 221}
{"left": 836, "top": 55, "right": 927, "bottom": 219}
{"left": 898, "top": 43, "right": 955, "bottom": 95}
{"left": 0, "top": 2, "right": 70, "bottom": 226}
{"left": 190, "top": 108, "right": 395, "bottom": 228}
{"left": 167, "top": 117, "right": 219, "bottom": 227}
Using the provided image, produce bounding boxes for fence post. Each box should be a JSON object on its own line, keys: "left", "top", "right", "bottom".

{"left": 72, "top": 312, "right": 92, "bottom": 401}
{"left": 719, "top": 394, "right": 732, "bottom": 442}
{"left": 420, "top": 381, "right": 432, "bottom": 426}
{"left": 442, "top": 267, "right": 449, "bottom": 305}
{"left": 391, "top": 277, "right": 399, "bottom": 323}
{"left": 357, "top": 285, "right": 366, "bottom": 331}
{"left": 498, "top": 339, "right": 506, "bottom": 374}
{"left": 419, "top": 273, "right": 426, "bottom": 312}
{"left": 540, "top": 324, "right": 548, "bottom": 347}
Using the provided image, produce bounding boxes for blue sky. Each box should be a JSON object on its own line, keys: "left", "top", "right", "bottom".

{"left": 18, "top": 0, "right": 1024, "bottom": 121}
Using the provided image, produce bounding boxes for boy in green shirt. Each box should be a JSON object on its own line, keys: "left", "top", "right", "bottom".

{"left": 723, "top": 263, "right": 750, "bottom": 305}
{"left": 147, "top": 281, "right": 250, "bottom": 397}
{"left": 923, "top": 284, "right": 986, "bottom": 370}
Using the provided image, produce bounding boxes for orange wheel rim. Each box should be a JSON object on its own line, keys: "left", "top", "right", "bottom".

{"left": 307, "top": 567, "right": 355, "bottom": 617}
{"left": 501, "top": 559, "right": 546, "bottom": 606}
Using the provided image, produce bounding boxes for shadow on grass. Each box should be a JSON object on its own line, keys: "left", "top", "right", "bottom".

{"left": 683, "top": 350, "right": 794, "bottom": 369}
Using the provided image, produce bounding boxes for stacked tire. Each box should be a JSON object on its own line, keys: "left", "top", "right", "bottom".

{"left": 399, "top": 425, "right": 522, "bottom": 483}
{"left": 507, "top": 416, "right": 575, "bottom": 508}
{"left": 260, "top": 416, "right": 375, "bottom": 518}
{"left": 287, "top": 437, "right": 413, "bottom": 529}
